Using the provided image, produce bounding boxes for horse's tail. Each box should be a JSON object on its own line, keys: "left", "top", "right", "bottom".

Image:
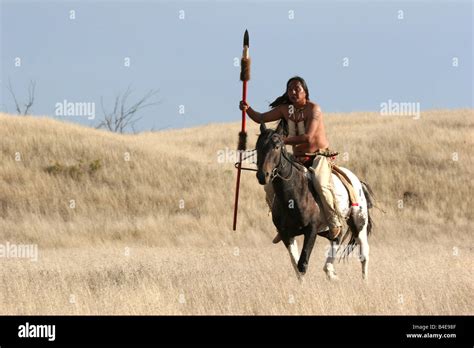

{"left": 339, "top": 221, "right": 359, "bottom": 261}
{"left": 361, "top": 180, "right": 374, "bottom": 237}
{"left": 338, "top": 180, "right": 374, "bottom": 261}
{"left": 361, "top": 181, "right": 374, "bottom": 209}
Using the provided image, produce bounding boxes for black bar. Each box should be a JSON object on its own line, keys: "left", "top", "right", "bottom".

{"left": 0, "top": 315, "right": 472, "bottom": 346}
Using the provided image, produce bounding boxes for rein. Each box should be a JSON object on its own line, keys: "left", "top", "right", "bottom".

{"left": 270, "top": 145, "right": 304, "bottom": 182}
{"left": 234, "top": 149, "right": 258, "bottom": 172}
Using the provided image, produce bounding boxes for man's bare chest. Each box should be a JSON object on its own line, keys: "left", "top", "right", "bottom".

{"left": 282, "top": 106, "right": 311, "bottom": 129}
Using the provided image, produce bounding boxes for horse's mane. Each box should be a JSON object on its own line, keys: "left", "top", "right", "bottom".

{"left": 259, "top": 120, "right": 306, "bottom": 172}
{"left": 284, "top": 151, "right": 306, "bottom": 172}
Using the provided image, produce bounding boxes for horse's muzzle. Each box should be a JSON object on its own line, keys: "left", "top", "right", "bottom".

{"left": 256, "top": 170, "right": 268, "bottom": 185}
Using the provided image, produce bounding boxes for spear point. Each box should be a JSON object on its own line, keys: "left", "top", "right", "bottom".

{"left": 243, "top": 29, "right": 249, "bottom": 47}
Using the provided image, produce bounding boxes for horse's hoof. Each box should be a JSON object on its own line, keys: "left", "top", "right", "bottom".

{"left": 326, "top": 273, "right": 339, "bottom": 281}
{"left": 272, "top": 233, "right": 282, "bottom": 244}
{"left": 297, "top": 262, "right": 308, "bottom": 274}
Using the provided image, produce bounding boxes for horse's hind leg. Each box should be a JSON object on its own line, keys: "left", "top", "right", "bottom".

{"left": 357, "top": 227, "right": 370, "bottom": 280}
{"left": 323, "top": 239, "right": 339, "bottom": 281}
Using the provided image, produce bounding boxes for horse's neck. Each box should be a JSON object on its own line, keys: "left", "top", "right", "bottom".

{"left": 272, "top": 156, "right": 305, "bottom": 197}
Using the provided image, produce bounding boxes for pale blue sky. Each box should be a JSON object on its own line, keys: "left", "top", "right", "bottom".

{"left": 1, "top": 0, "right": 472, "bottom": 131}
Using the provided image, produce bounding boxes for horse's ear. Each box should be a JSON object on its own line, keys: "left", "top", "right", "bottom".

{"left": 275, "top": 118, "right": 288, "bottom": 137}
{"left": 260, "top": 122, "right": 267, "bottom": 133}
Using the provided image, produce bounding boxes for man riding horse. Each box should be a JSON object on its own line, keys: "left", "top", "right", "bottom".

{"left": 239, "top": 76, "right": 342, "bottom": 242}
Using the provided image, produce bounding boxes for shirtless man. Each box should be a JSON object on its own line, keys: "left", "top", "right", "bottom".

{"left": 239, "top": 76, "right": 342, "bottom": 241}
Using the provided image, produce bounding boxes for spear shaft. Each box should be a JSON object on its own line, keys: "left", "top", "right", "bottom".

{"left": 232, "top": 29, "right": 251, "bottom": 231}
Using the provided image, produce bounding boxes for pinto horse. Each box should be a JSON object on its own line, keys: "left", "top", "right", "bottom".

{"left": 256, "top": 122, "right": 373, "bottom": 281}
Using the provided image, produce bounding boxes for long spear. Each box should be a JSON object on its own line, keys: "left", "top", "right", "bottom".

{"left": 232, "top": 29, "right": 251, "bottom": 231}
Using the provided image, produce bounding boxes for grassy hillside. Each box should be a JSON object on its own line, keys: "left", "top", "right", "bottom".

{"left": 0, "top": 109, "right": 472, "bottom": 314}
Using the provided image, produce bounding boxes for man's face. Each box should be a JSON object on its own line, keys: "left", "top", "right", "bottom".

{"left": 287, "top": 81, "right": 306, "bottom": 104}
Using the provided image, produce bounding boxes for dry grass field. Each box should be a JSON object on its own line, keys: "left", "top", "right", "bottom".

{"left": 0, "top": 109, "right": 472, "bottom": 315}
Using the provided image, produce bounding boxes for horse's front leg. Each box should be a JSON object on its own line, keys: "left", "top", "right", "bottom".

{"left": 297, "top": 227, "right": 317, "bottom": 275}
{"left": 282, "top": 236, "right": 303, "bottom": 282}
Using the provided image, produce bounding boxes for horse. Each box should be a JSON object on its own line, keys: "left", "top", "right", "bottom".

{"left": 255, "top": 122, "right": 373, "bottom": 281}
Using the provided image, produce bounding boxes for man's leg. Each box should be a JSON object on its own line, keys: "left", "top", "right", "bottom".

{"left": 310, "top": 156, "right": 342, "bottom": 240}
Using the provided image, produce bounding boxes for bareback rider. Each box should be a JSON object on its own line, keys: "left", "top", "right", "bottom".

{"left": 239, "top": 76, "right": 342, "bottom": 242}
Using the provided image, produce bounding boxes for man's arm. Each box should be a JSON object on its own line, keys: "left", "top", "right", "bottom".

{"left": 283, "top": 104, "right": 321, "bottom": 145}
{"left": 240, "top": 101, "right": 284, "bottom": 123}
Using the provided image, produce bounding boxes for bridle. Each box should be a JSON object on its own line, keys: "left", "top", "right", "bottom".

{"left": 268, "top": 136, "right": 303, "bottom": 182}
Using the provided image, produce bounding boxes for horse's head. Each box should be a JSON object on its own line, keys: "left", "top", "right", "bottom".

{"left": 255, "top": 122, "right": 285, "bottom": 185}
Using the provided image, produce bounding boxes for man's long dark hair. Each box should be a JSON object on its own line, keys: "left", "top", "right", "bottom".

{"left": 269, "top": 76, "right": 310, "bottom": 109}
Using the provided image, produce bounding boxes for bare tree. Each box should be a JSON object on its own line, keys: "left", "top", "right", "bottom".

{"left": 97, "top": 86, "right": 160, "bottom": 133}
{"left": 7, "top": 79, "right": 36, "bottom": 115}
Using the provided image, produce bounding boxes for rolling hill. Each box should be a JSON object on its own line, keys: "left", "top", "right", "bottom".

{"left": 0, "top": 109, "right": 472, "bottom": 314}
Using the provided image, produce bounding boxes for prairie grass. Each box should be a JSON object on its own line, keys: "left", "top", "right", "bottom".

{"left": 0, "top": 109, "right": 472, "bottom": 314}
